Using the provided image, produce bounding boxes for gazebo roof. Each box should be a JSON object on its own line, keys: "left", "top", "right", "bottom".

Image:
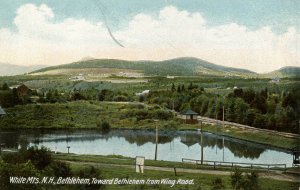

{"left": 0, "top": 106, "right": 6, "bottom": 115}
{"left": 181, "top": 109, "right": 198, "bottom": 115}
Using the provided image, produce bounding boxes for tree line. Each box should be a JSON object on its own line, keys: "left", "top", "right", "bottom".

{"left": 147, "top": 83, "right": 300, "bottom": 133}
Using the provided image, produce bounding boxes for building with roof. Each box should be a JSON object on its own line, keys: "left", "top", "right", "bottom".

{"left": 180, "top": 109, "right": 199, "bottom": 124}
{"left": 9, "top": 84, "right": 31, "bottom": 98}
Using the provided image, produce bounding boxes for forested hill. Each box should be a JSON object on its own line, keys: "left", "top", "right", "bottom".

{"left": 31, "top": 57, "right": 257, "bottom": 77}
{"left": 263, "top": 66, "right": 300, "bottom": 78}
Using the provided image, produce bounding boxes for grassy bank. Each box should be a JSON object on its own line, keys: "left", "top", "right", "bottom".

{"left": 180, "top": 124, "right": 298, "bottom": 150}
{"left": 54, "top": 153, "right": 298, "bottom": 190}
{"left": 53, "top": 153, "right": 290, "bottom": 172}
{"left": 0, "top": 101, "right": 297, "bottom": 150}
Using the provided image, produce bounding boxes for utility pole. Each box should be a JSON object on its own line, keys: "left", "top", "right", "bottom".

{"left": 153, "top": 119, "right": 159, "bottom": 161}
{"left": 200, "top": 121, "right": 204, "bottom": 165}
{"left": 155, "top": 123, "right": 158, "bottom": 161}
{"left": 222, "top": 106, "right": 225, "bottom": 162}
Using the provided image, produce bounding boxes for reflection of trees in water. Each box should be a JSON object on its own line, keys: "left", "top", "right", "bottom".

{"left": 20, "top": 129, "right": 176, "bottom": 146}
{"left": 179, "top": 133, "right": 265, "bottom": 159}
{"left": 1, "top": 129, "right": 266, "bottom": 159}
{"left": 0, "top": 132, "right": 20, "bottom": 147}
{"left": 224, "top": 142, "right": 265, "bottom": 159}
{"left": 111, "top": 130, "right": 175, "bottom": 146}
{"left": 0, "top": 131, "right": 29, "bottom": 149}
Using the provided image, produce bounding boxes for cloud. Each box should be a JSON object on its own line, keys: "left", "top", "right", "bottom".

{"left": 0, "top": 4, "right": 299, "bottom": 73}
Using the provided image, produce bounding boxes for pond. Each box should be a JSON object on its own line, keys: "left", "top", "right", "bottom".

{"left": 0, "top": 129, "right": 293, "bottom": 167}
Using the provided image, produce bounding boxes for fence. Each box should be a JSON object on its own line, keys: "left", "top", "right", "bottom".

{"left": 182, "top": 158, "right": 287, "bottom": 170}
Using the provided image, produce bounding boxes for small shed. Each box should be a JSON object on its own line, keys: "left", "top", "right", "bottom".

{"left": 0, "top": 106, "right": 6, "bottom": 117}
{"left": 181, "top": 109, "right": 198, "bottom": 124}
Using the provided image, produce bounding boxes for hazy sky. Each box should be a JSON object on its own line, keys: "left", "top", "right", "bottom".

{"left": 0, "top": 0, "right": 299, "bottom": 73}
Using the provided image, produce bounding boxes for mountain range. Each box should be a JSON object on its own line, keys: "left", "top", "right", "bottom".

{"left": 31, "top": 57, "right": 258, "bottom": 77}
{"left": 2, "top": 57, "right": 300, "bottom": 78}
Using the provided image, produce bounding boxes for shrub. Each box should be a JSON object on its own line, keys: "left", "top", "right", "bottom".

{"left": 113, "top": 95, "right": 128, "bottom": 102}
{"left": 152, "top": 110, "right": 173, "bottom": 120}
{"left": 231, "top": 167, "right": 243, "bottom": 190}
{"left": 97, "top": 121, "right": 111, "bottom": 133}
{"left": 211, "top": 178, "right": 225, "bottom": 190}
{"left": 23, "top": 146, "right": 52, "bottom": 170}
{"left": 243, "top": 171, "right": 259, "bottom": 190}
{"left": 50, "top": 161, "right": 72, "bottom": 177}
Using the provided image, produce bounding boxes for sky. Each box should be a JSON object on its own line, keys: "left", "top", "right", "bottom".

{"left": 0, "top": 0, "right": 299, "bottom": 73}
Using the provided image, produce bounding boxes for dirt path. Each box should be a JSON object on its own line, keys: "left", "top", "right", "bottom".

{"left": 64, "top": 160, "right": 300, "bottom": 182}
{"left": 198, "top": 116, "right": 300, "bottom": 139}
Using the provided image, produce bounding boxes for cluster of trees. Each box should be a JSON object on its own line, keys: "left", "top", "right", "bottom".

{"left": 0, "top": 83, "right": 27, "bottom": 107}
{"left": 0, "top": 83, "right": 137, "bottom": 107}
{"left": 147, "top": 83, "right": 299, "bottom": 133}
{"left": 0, "top": 147, "right": 104, "bottom": 190}
{"left": 45, "top": 88, "right": 135, "bottom": 103}
{"left": 147, "top": 82, "right": 205, "bottom": 111}
{"left": 98, "top": 89, "right": 134, "bottom": 102}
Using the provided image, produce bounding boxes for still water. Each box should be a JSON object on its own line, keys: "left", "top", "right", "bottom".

{"left": 0, "top": 129, "right": 293, "bottom": 167}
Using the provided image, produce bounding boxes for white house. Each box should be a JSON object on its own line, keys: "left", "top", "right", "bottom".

{"left": 135, "top": 90, "right": 150, "bottom": 96}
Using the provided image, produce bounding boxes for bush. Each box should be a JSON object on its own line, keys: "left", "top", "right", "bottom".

{"left": 0, "top": 161, "right": 41, "bottom": 190}
{"left": 97, "top": 121, "right": 111, "bottom": 133}
{"left": 211, "top": 178, "right": 225, "bottom": 190}
{"left": 50, "top": 161, "right": 72, "bottom": 177}
{"left": 23, "top": 146, "right": 52, "bottom": 170}
{"left": 78, "top": 166, "right": 104, "bottom": 189}
{"left": 152, "top": 110, "right": 173, "bottom": 120}
{"left": 231, "top": 167, "right": 260, "bottom": 190}
{"left": 113, "top": 95, "right": 128, "bottom": 102}
{"left": 163, "top": 121, "right": 179, "bottom": 130}
{"left": 243, "top": 171, "right": 259, "bottom": 190}
{"left": 231, "top": 167, "right": 243, "bottom": 190}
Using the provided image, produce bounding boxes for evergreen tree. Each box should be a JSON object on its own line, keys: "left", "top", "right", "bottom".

{"left": 177, "top": 85, "right": 181, "bottom": 93}
{"left": 181, "top": 84, "right": 185, "bottom": 91}
{"left": 171, "top": 83, "right": 176, "bottom": 91}
{"left": 188, "top": 82, "right": 193, "bottom": 90}
{"left": 2, "top": 83, "right": 9, "bottom": 90}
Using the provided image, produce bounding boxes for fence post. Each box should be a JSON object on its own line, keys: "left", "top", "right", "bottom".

{"left": 284, "top": 164, "right": 286, "bottom": 171}
{"left": 174, "top": 167, "right": 177, "bottom": 176}
{"left": 214, "top": 162, "right": 216, "bottom": 169}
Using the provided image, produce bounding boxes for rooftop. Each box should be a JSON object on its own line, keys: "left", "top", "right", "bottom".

{"left": 181, "top": 109, "right": 198, "bottom": 115}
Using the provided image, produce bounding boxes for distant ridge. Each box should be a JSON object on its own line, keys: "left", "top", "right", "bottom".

{"left": 263, "top": 66, "right": 300, "bottom": 78}
{"left": 31, "top": 57, "right": 257, "bottom": 77}
{"left": 0, "top": 63, "right": 46, "bottom": 76}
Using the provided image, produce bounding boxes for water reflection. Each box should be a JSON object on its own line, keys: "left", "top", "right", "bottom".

{"left": 0, "top": 129, "right": 292, "bottom": 166}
